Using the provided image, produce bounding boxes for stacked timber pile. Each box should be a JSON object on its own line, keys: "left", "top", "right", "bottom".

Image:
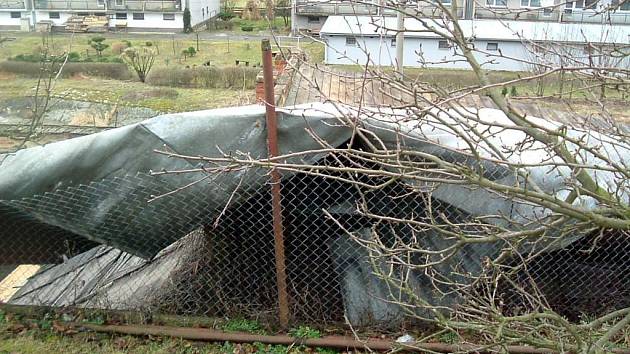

{"left": 64, "top": 15, "right": 108, "bottom": 32}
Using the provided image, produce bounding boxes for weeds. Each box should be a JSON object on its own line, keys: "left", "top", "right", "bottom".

{"left": 289, "top": 326, "right": 321, "bottom": 339}
{"left": 221, "top": 318, "right": 264, "bottom": 334}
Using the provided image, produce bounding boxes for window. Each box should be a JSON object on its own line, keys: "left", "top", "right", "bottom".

{"left": 486, "top": 0, "right": 507, "bottom": 7}
{"left": 10, "top": 12, "right": 21, "bottom": 18}
{"left": 132, "top": 12, "right": 144, "bottom": 20}
{"left": 391, "top": 38, "right": 396, "bottom": 47}
{"left": 115, "top": 0, "right": 124, "bottom": 5}
{"left": 78, "top": 12, "right": 89, "bottom": 16}
{"left": 439, "top": 0, "right": 452, "bottom": 4}
{"left": 345, "top": 37, "right": 357, "bottom": 46}
{"left": 438, "top": 40, "right": 450, "bottom": 49}
{"left": 49, "top": 12, "right": 60, "bottom": 19}
{"left": 307, "top": 16, "right": 319, "bottom": 23}
{"left": 97, "top": 0, "right": 104, "bottom": 5}
{"left": 565, "top": 0, "right": 597, "bottom": 11}
{"left": 115, "top": 12, "right": 127, "bottom": 19}
{"left": 486, "top": 42, "right": 499, "bottom": 51}
{"left": 543, "top": 7, "right": 552, "bottom": 16}
{"left": 520, "top": 0, "right": 541, "bottom": 7}
{"left": 202, "top": 8, "right": 205, "bottom": 17}
{"left": 163, "top": 13, "right": 175, "bottom": 20}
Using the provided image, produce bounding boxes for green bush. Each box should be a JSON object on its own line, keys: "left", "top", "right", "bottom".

{"left": 12, "top": 53, "right": 42, "bottom": 62}
{"left": 218, "top": 10, "right": 235, "bottom": 21}
{"left": 146, "top": 66, "right": 259, "bottom": 89}
{"left": 240, "top": 25, "right": 254, "bottom": 32}
{"left": 67, "top": 52, "right": 81, "bottom": 61}
{"left": 0, "top": 61, "right": 132, "bottom": 80}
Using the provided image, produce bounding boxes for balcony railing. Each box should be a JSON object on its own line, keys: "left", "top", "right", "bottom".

{"left": 475, "top": 7, "right": 561, "bottom": 22}
{"left": 108, "top": 0, "right": 181, "bottom": 12}
{"left": 0, "top": 0, "right": 26, "bottom": 9}
{"left": 35, "top": 0, "right": 106, "bottom": 10}
{"left": 32, "top": 0, "right": 180, "bottom": 11}
{"left": 295, "top": 0, "right": 378, "bottom": 16}
{"left": 295, "top": 0, "right": 630, "bottom": 25}
{"left": 562, "top": 10, "right": 630, "bottom": 25}
{"left": 475, "top": 7, "right": 630, "bottom": 25}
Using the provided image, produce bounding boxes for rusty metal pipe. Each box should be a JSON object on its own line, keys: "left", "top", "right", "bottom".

{"left": 261, "top": 38, "right": 290, "bottom": 331}
{"left": 76, "top": 323, "right": 627, "bottom": 354}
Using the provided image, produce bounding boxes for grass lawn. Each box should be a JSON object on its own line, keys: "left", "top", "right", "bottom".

{"left": 0, "top": 32, "right": 323, "bottom": 68}
{"left": 0, "top": 314, "right": 339, "bottom": 354}
{"left": 0, "top": 72, "right": 254, "bottom": 114}
{"left": 332, "top": 64, "right": 629, "bottom": 100}
{"left": 0, "top": 33, "right": 323, "bottom": 113}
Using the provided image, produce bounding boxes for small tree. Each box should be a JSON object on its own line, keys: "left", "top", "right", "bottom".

{"left": 88, "top": 36, "right": 109, "bottom": 57}
{"left": 183, "top": 8, "right": 192, "bottom": 33}
{"left": 182, "top": 46, "right": 196, "bottom": 60}
{"left": 275, "top": 0, "right": 290, "bottom": 27}
{"left": 121, "top": 46, "right": 156, "bottom": 83}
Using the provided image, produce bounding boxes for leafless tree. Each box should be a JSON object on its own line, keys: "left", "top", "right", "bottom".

{"left": 155, "top": 1, "right": 629, "bottom": 352}
{"left": 17, "top": 33, "right": 70, "bottom": 150}
{"left": 121, "top": 46, "right": 157, "bottom": 83}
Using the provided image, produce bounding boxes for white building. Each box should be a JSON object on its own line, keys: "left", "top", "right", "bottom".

{"left": 294, "top": 0, "right": 630, "bottom": 33}
{"left": 0, "top": 0, "right": 219, "bottom": 31}
{"left": 320, "top": 15, "right": 630, "bottom": 71}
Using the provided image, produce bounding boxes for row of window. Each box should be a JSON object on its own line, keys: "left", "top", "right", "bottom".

{"left": 434, "top": 0, "right": 630, "bottom": 10}
{"left": 481, "top": 0, "right": 608, "bottom": 9}
{"left": 10, "top": 11, "right": 177, "bottom": 20}
{"left": 115, "top": 12, "right": 175, "bottom": 20}
{"left": 346, "top": 37, "right": 500, "bottom": 51}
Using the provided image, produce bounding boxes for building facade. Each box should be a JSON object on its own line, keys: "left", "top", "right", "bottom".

{"left": 0, "top": 0, "right": 219, "bottom": 30}
{"left": 320, "top": 16, "right": 630, "bottom": 71}
{"left": 294, "top": 0, "right": 630, "bottom": 32}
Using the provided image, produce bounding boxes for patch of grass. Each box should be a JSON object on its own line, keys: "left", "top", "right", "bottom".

{"left": 437, "top": 330, "right": 459, "bottom": 344}
{"left": 0, "top": 76, "right": 254, "bottom": 113}
{"left": 331, "top": 64, "right": 630, "bottom": 100}
{"left": 220, "top": 318, "right": 264, "bottom": 334}
{"left": 289, "top": 325, "right": 321, "bottom": 339}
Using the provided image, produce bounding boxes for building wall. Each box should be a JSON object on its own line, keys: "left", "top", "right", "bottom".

{"left": 0, "top": 10, "right": 26, "bottom": 26}
{"left": 34, "top": 10, "right": 72, "bottom": 25}
{"left": 109, "top": 11, "right": 183, "bottom": 28}
{"left": 323, "top": 34, "right": 532, "bottom": 71}
{"left": 187, "top": 0, "right": 219, "bottom": 26}
{"left": 323, "top": 33, "right": 630, "bottom": 71}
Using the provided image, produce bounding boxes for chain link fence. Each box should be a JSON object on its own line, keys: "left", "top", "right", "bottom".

{"left": 1, "top": 147, "right": 629, "bottom": 328}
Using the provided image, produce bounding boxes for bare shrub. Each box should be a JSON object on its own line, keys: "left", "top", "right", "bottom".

{"left": 0, "top": 61, "right": 132, "bottom": 80}
{"left": 146, "top": 66, "right": 258, "bottom": 89}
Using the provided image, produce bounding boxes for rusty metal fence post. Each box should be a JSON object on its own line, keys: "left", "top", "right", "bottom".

{"left": 261, "top": 38, "right": 290, "bottom": 330}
